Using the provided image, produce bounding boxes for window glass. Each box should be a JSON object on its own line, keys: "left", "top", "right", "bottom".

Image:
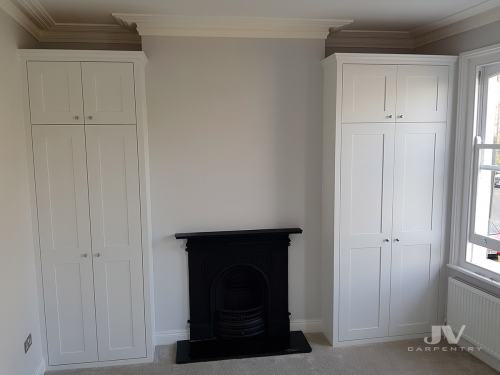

{"left": 483, "top": 73, "right": 500, "bottom": 144}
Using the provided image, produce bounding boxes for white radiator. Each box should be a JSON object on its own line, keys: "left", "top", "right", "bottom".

{"left": 447, "top": 278, "right": 500, "bottom": 360}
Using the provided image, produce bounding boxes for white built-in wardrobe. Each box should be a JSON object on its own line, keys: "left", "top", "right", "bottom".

{"left": 321, "top": 54, "right": 457, "bottom": 345}
{"left": 19, "top": 50, "right": 153, "bottom": 369}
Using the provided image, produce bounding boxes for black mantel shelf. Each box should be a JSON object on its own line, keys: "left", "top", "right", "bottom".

{"left": 175, "top": 228, "right": 302, "bottom": 240}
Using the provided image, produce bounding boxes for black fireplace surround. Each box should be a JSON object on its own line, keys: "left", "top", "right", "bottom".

{"left": 174, "top": 228, "right": 311, "bottom": 363}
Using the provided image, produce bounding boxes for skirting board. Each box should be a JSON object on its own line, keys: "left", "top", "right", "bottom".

{"left": 34, "top": 360, "right": 45, "bottom": 375}
{"left": 154, "top": 319, "right": 323, "bottom": 346}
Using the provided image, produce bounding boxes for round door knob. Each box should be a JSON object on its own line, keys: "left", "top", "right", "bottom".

{"left": 87, "top": 115, "right": 93, "bottom": 120}
{"left": 398, "top": 114, "right": 404, "bottom": 119}
{"left": 386, "top": 114, "right": 393, "bottom": 119}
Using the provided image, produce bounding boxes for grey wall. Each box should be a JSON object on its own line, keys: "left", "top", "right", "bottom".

{"left": 417, "top": 20, "right": 500, "bottom": 55}
{"left": 142, "top": 36, "right": 325, "bottom": 334}
{"left": 0, "top": 9, "right": 43, "bottom": 375}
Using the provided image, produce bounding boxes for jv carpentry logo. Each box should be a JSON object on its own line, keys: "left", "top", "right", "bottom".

{"left": 407, "top": 325, "right": 481, "bottom": 352}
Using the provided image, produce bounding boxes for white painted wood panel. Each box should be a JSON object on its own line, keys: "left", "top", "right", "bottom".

{"left": 32, "top": 125, "right": 98, "bottom": 365}
{"left": 389, "top": 123, "right": 445, "bottom": 336}
{"left": 27, "top": 62, "right": 84, "bottom": 125}
{"left": 339, "top": 123, "right": 394, "bottom": 341}
{"left": 396, "top": 65, "right": 449, "bottom": 123}
{"left": 342, "top": 64, "right": 397, "bottom": 123}
{"left": 82, "top": 62, "right": 137, "bottom": 125}
{"left": 85, "top": 125, "right": 146, "bottom": 360}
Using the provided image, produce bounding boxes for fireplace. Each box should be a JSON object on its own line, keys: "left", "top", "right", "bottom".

{"left": 174, "top": 228, "right": 311, "bottom": 363}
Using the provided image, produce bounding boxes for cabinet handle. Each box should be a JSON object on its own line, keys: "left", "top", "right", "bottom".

{"left": 383, "top": 238, "right": 390, "bottom": 243}
{"left": 386, "top": 114, "right": 393, "bottom": 119}
{"left": 73, "top": 115, "right": 79, "bottom": 120}
{"left": 94, "top": 252, "right": 101, "bottom": 257}
{"left": 398, "top": 114, "right": 404, "bottom": 119}
{"left": 87, "top": 115, "right": 93, "bottom": 120}
{"left": 81, "top": 253, "right": 88, "bottom": 258}
{"left": 394, "top": 238, "right": 400, "bottom": 242}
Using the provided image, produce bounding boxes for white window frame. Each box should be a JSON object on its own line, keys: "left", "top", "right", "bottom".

{"left": 451, "top": 43, "right": 500, "bottom": 282}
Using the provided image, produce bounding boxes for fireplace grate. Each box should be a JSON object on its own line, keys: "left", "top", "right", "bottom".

{"left": 216, "top": 306, "right": 266, "bottom": 339}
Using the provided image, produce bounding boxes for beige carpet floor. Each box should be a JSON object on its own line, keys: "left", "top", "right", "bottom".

{"left": 46, "top": 333, "right": 498, "bottom": 375}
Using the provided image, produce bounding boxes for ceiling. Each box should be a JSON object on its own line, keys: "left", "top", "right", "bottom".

{"left": 39, "top": 0, "right": 494, "bottom": 31}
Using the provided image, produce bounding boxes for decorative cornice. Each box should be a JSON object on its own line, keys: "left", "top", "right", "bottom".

{"left": 327, "top": 3, "right": 500, "bottom": 51}
{"left": 0, "top": 0, "right": 140, "bottom": 44}
{"left": 112, "top": 14, "right": 353, "bottom": 39}
{"left": 0, "top": 0, "right": 41, "bottom": 39}
{"left": 326, "top": 29, "right": 415, "bottom": 50}
{"left": 412, "top": 3, "right": 500, "bottom": 47}
{"left": 15, "top": 0, "right": 54, "bottom": 29}
{"left": 2, "top": 0, "right": 500, "bottom": 47}
{"left": 37, "top": 23, "right": 140, "bottom": 44}
{"left": 411, "top": 0, "right": 500, "bottom": 37}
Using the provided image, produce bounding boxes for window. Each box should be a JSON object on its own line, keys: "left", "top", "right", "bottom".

{"left": 468, "top": 63, "right": 500, "bottom": 276}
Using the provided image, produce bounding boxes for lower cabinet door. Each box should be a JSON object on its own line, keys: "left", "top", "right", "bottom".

{"left": 85, "top": 125, "right": 146, "bottom": 360}
{"left": 32, "top": 125, "right": 98, "bottom": 365}
{"left": 338, "top": 123, "right": 394, "bottom": 341}
{"left": 388, "top": 123, "right": 445, "bottom": 336}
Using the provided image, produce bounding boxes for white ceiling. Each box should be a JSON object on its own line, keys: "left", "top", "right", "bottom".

{"left": 40, "top": 0, "right": 496, "bottom": 31}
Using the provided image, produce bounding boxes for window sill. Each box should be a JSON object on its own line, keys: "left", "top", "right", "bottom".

{"left": 447, "top": 264, "right": 500, "bottom": 291}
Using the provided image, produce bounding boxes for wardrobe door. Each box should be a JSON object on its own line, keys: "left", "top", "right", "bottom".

{"left": 396, "top": 65, "right": 449, "bottom": 122}
{"left": 27, "top": 62, "right": 84, "bottom": 125}
{"left": 389, "top": 123, "right": 445, "bottom": 336}
{"left": 85, "top": 125, "right": 146, "bottom": 360}
{"left": 32, "top": 126, "right": 98, "bottom": 365}
{"left": 81, "top": 62, "right": 137, "bottom": 125}
{"left": 339, "top": 123, "right": 395, "bottom": 341}
{"left": 342, "top": 64, "right": 397, "bottom": 123}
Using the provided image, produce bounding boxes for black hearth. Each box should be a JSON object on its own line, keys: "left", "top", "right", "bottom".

{"left": 174, "top": 228, "right": 311, "bottom": 363}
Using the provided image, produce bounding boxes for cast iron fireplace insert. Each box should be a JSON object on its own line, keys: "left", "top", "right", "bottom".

{"left": 174, "top": 228, "right": 311, "bottom": 363}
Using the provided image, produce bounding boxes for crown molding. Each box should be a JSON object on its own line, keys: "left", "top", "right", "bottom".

{"left": 327, "top": 2, "right": 500, "bottom": 51}
{"left": 2, "top": 0, "right": 500, "bottom": 47}
{"left": 15, "top": 0, "right": 54, "bottom": 29}
{"left": 326, "top": 29, "right": 415, "bottom": 50}
{"left": 0, "top": 0, "right": 41, "bottom": 38}
{"left": 112, "top": 14, "right": 353, "bottom": 39}
{"left": 412, "top": 1, "right": 500, "bottom": 47}
{"left": 0, "top": 0, "right": 140, "bottom": 44}
{"left": 38, "top": 23, "right": 140, "bottom": 44}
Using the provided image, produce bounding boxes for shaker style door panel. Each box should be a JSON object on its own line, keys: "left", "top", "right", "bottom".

{"left": 342, "top": 64, "right": 397, "bottom": 123}
{"left": 396, "top": 65, "right": 449, "bottom": 122}
{"left": 389, "top": 123, "right": 445, "bottom": 336}
{"left": 32, "top": 125, "right": 98, "bottom": 365}
{"left": 82, "top": 62, "right": 137, "bottom": 125}
{"left": 338, "top": 123, "right": 395, "bottom": 340}
{"left": 85, "top": 125, "right": 146, "bottom": 360}
{"left": 27, "top": 62, "right": 84, "bottom": 125}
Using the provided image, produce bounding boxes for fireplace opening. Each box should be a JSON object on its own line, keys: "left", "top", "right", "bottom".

{"left": 213, "top": 265, "right": 268, "bottom": 340}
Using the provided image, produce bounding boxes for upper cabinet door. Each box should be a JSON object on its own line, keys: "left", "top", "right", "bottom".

{"left": 27, "top": 62, "right": 84, "bottom": 124}
{"left": 342, "top": 64, "right": 397, "bottom": 123}
{"left": 396, "top": 65, "right": 449, "bottom": 123}
{"left": 32, "top": 126, "right": 98, "bottom": 365}
{"left": 85, "top": 125, "right": 146, "bottom": 361}
{"left": 82, "top": 62, "right": 137, "bottom": 125}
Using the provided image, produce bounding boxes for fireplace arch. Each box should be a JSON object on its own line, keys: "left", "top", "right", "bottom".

{"left": 211, "top": 264, "right": 270, "bottom": 340}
